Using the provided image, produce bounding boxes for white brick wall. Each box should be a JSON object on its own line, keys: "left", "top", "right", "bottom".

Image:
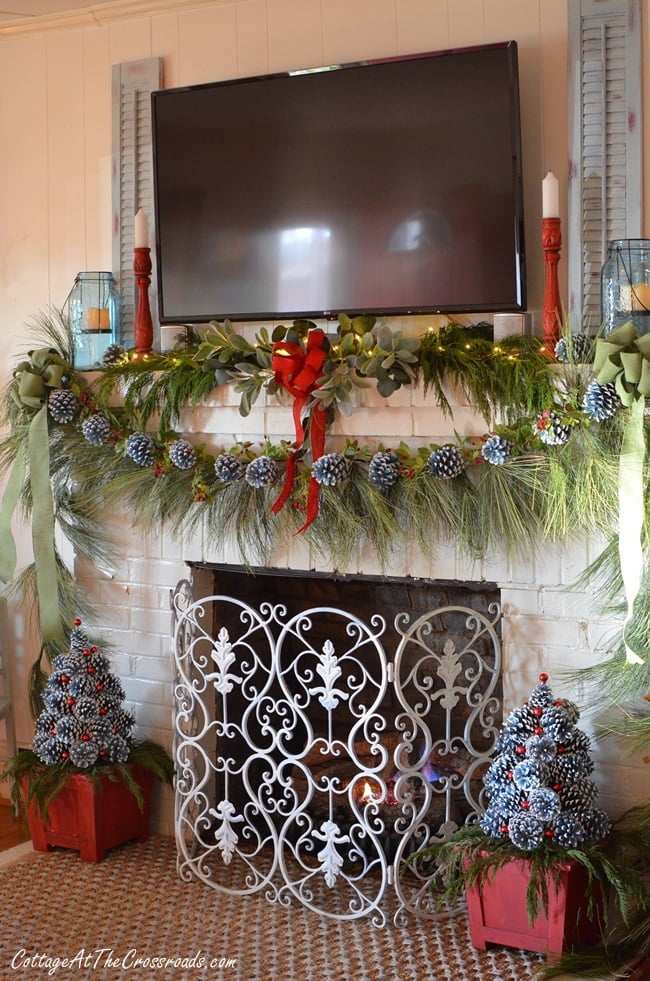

{"left": 72, "top": 375, "right": 648, "bottom": 834}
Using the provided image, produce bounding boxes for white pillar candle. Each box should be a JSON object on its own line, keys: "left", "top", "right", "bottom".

{"left": 134, "top": 208, "right": 149, "bottom": 248}
{"left": 542, "top": 171, "right": 560, "bottom": 218}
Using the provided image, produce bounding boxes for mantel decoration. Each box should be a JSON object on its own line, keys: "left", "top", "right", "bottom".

{"left": 0, "top": 307, "right": 648, "bottom": 967}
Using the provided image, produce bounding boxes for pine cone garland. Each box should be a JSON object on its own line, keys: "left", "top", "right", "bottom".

{"left": 81, "top": 413, "right": 112, "bottom": 446}
{"left": 214, "top": 453, "right": 246, "bottom": 483}
{"left": 554, "top": 333, "right": 592, "bottom": 363}
{"left": 48, "top": 388, "right": 79, "bottom": 424}
{"left": 427, "top": 445, "right": 466, "bottom": 479}
{"left": 582, "top": 380, "right": 620, "bottom": 421}
{"left": 312, "top": 452, "right": 352, "bottom": 487}
{"left": 368, "top": 451, "right": 401, "bottom": 489}
{"left": 168, "top": 438, "right": 197, "bottom": 470}
{"left": 481, "top": 434, "right": 513, "bottom": 465}
{"left": 126, "top": 432, "right": 156, "bottom": 467}
{"left": 245, "top": 455, "right": 280, "bottom": 488}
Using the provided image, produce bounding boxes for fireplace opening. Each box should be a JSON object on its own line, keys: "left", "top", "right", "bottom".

{"left": 172, "top": 567, "right": 503, "bottom": 922}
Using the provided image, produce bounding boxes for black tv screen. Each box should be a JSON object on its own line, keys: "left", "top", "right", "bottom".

{"left": 152, "top": 41, "right": 526, "bottom": 324}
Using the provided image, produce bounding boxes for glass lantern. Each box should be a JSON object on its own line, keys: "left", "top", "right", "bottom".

{"left": 67, "top": 271, "right": 122, "bottom": 369}
{"left": 600, "top": 239, "right": 650, "bottom": 336}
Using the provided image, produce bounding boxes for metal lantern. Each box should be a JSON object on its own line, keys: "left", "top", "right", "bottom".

{"left": 67, "top": 271, "right": 122, "bottom": 369}
{"left": 600, "top": 239, "right": 650, "bottom": 335}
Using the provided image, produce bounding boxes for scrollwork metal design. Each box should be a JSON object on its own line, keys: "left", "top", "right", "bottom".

{"left": 171, "top": 584, "right": 502, "bottom": 926}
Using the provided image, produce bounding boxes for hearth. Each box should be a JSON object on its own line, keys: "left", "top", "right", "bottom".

{"left": 171, "top": 567, "right": 503, "bottom": 926}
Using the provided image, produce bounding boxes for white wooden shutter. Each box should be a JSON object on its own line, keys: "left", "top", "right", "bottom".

{"left": 112, "top": 58, "right": 163, "bottom": 349}
{"left": 567, "top": 0, "right": 642, "bottom": 330}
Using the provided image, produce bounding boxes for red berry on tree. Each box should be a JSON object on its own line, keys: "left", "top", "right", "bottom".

{"left": 61, "top": 674, "right": 69, "bottom": 683}
{"left": 501, "top": 825, "right": 509, "bottom": 834}
{"left": 516, "top": 745, "right": 526, "bottom": 754}
{"left": 66, "top": 697, "right": 75, "bottom": 706}
{"left": 507, "top": 771, "right": 514, "bottom": 779}
{"left": 83, "top": 648, "right": 91, "bottom": 657}
{"left": 533, "top": 706, "right": 543, "bottom": 717}
{"left": 544, "top": 829, "right": 554, "bottom": 837}
{"left": 553, "top": 783, "right": 562, "bottom": 791}
{"left": 87, "top": 666, "right": 95, "bottom": 674}
{"left": 522, "top": 800, "right": 530, "bottom": 810}
{"left": 534, "top": 726, "right": 544, "bottom": 736}
{"left": 96, "top": 684, "right": 104, "bottom": 691}
{"left": 555, "top": 700, "right": 563, "bottom": 707}
{"left": 557, "top": 745, "right": 566, "bottom": 754}
{"left": 62, "top": 751, "right": 69, "bottom": 759}
{"left": 99, "top": 707, "right": 107, "bottom": 715}
{"left": 539, "top": 673, "right": 549, "bottom": 682}
{"left": 73, "top": 618, "right": 82, "bottom": 626}
{"left": 82, "top": 733, "right": 90, "bottom": 742}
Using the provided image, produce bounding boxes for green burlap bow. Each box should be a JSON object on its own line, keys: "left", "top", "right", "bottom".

{"left": 0, "top": 348, "right": 71, "bottom": 644}
{"left": 594, "top": 323, "right": 649, "bottom": 664}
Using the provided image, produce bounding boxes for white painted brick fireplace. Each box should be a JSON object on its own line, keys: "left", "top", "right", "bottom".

{"left": 72, "top": 318, "right": 646, "bottom": 835}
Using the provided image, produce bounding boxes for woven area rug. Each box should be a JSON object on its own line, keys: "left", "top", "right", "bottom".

{"left": 0, "top": 836, "right": 551, "bottom": 981}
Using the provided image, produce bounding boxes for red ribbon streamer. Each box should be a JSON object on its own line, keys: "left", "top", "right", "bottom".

{"left": 270, "top": 330, "right": 328, "bottom": 530}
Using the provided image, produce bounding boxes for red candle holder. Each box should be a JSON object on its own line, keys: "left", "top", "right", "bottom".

{"left": 542, "top": 217, "right": 562, "bottom": 348}
{"left": 133, "top": 246, "right": 153, "bottom": 359}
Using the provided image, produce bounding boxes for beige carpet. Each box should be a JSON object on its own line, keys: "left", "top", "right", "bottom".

{"left": 0, "top": 835, "right": 551, "bottom": 981}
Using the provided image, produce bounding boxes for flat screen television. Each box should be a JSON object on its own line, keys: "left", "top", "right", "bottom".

{"left": 151, "top": 41, "right": 526, "bottom": 324}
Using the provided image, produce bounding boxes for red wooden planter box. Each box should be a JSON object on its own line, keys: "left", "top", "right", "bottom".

{"left": 25, "top": 764, "right": 153, "bottom": 863}
{"left": 465, "top": 856, "right": 604, "bottom": 960}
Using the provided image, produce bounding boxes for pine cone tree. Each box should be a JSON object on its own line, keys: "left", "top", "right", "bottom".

{"left": 126, "top": 432, "right": 156, "bottom": 467}
{"left": 81, "top": 413, "right": 112, "bottom": 446}
{"left": 427, "top": 445, "right": 466, "bottom": 479}
{"left": 582, "top": 380, "right": 620, "bottom": 421}
{"left": 48, "top": 388, "right": 79, "bottom": 424}
{"left": 214, "top": 453, "right": 245, "bottom": 483}
{"left": 479, "top": 673, "right": 610, "bottom": 850}
{"left": 32, "top": 619, "right": 134, "bottom": 769}
{"left": 312, "top": 452, "right": 352, "bottom": 487}
{"left": 368, "top": 451, "right": 401, "bottom": 489}
{"left": 168, "top": 438, "right": 196, "bottom": 470}
{"left": 245, "top": 455, "right": 280, "bottom": 488}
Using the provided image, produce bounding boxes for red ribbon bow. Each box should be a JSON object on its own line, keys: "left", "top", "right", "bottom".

{"left": 270, "top": 329, "right": 328, "bottom": 531}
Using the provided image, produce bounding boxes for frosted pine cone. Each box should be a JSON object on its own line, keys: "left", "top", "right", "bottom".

{"left": 48, "top": 388, "right": 79, "bottom": 423}
{"left": 528, "top": 787, "right": 561, "bottom": 821}
{"left": 69, "top": 740, "right": 99, "bottom": 768}
{"left": 126, "top": 432, "right": 156, "bottom": 467}
{"left": 580, "top": 807, "right": 611, "bottom": 845}
{"left": 312, "top": 453, "right": 352, "bottom": 487}
{"left": 104, "top": 734, "right": 130, "bottom": 763}
{"left": 214, "top": 453, "right": 246, "bottom": 483}
{"left": 427, "top": 445, "right": 465, "bottom": 479}
{"left": 168, "top": 438, "right": 196, "bottom": 470}
{"left": 551, "top": 814, "right": 585, "bottom": 849}
{"left": 582, "top": 380, "right": 620, "bottom": 421}
{"left": 368, "top": 451, "right": 401, "bottom": 489}
{"left": 481, "top": 434, "right": 513, "bottom": 465}
{"left": 509, "top": 812, "right": 544, "bottom": 850}
{"left": 82, "top": 413, "right": 112, "bottom": 445}
{"left": 555, "top": 333, "right": 592, "bottom": 363}
{"left": 245, "top": 456, "right": 280, "bottom": 488}
{"left": 534, "top": 412, "right": 572, "bottom": 446}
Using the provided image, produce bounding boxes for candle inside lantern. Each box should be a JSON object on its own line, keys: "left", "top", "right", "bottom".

{"left": 542, "top": 171, "right": 560, "bottom": 218}
{"left": 631, "top": 283, "right": 650, "bottom": 311}
{"left": 134, "top": 208, "right": 149, "bottom": 248}
{"left": 83, "top": 307, "right": 111, "bottom": 331}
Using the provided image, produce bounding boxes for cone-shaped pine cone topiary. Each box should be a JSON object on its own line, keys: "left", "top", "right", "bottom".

{"left": 479, "top": 673, "right": 610, "bottom": 851}
{"left": 32, "top": 619, "right": 134, "bottom": 768}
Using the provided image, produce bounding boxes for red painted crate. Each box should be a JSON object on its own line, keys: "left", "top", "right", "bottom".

{"left": 465, "top": 856, "right": 604, "bottom": 960}
{"left": 26, "top": 764, "right": 152, "bottom": 863}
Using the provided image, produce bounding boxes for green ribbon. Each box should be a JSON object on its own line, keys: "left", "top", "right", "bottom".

{"left": 1, "top": 347, "right": 70, "bottom": 644}
{"left": 594, "top": 323, "right": 647, "bottom": 664}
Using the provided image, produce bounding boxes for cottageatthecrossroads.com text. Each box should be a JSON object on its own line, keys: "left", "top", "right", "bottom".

{"left": 10, "top": 949, "right": 238, "bottom": 975}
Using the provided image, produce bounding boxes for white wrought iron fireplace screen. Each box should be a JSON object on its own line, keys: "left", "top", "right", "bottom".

{"left": 171, "top": 580, "right": 503, "bottom": 927}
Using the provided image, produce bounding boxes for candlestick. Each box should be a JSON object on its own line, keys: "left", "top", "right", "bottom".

{"left": 133, "top": 247, "right": 153, "bottom": 358}
{"left": 542, "top": 171, "right": 560, "bottom": 218}
{"left": 542, "top": 217, "right": 562, "bottom": 347}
